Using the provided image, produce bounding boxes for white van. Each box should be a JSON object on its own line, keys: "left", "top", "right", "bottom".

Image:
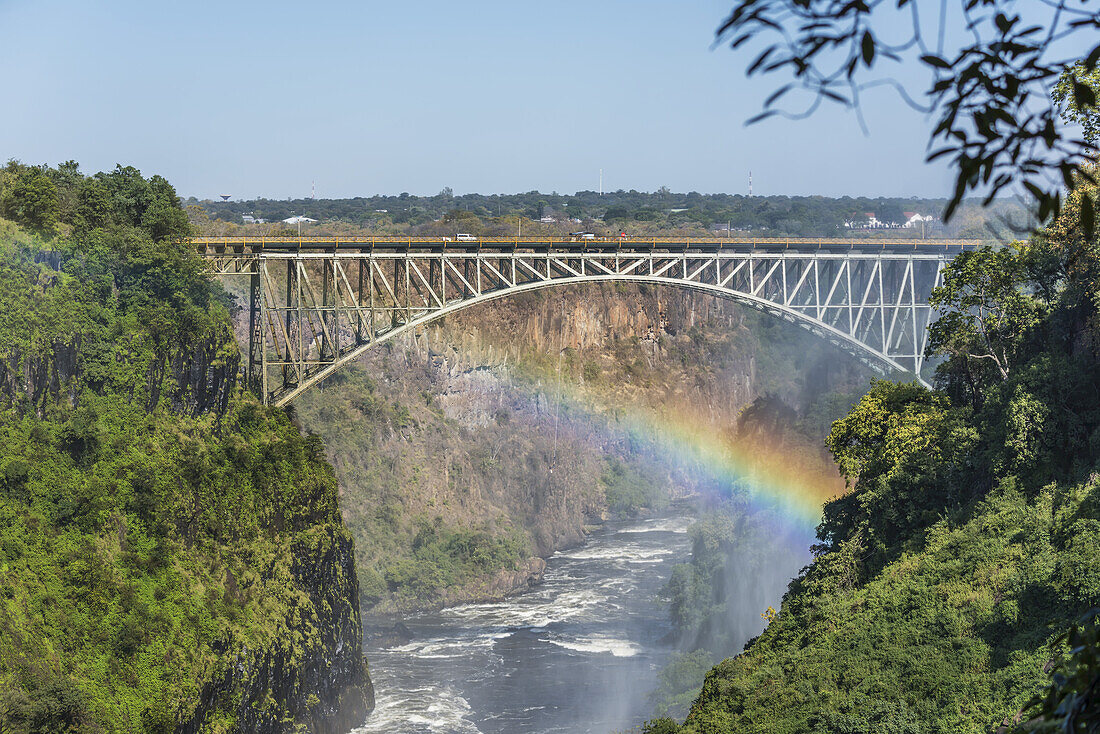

{"left": 455, "top": 233, "right": 478, "bottom": 241}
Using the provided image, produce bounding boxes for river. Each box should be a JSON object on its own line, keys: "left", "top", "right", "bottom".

{"left": 353, "top": 514, "right": 695, "bottom": 734}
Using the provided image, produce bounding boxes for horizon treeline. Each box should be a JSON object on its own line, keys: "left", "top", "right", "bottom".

{"left": 189, "top": 188, "right": 1031, "bottom": 239}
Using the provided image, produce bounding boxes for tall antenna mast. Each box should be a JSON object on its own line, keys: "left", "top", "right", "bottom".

{"left": 311, "top": 180, "right": 316, "bottom": 200}
{"left": 748, "top": 171, "right": 753, "bottom": 197}
{"left": 599, "top": 169, "right": 603, "bottom": 196}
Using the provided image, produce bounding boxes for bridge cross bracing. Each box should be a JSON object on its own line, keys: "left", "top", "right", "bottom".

{"left": 197, "top": 238, "right": 973, "bottom": 405}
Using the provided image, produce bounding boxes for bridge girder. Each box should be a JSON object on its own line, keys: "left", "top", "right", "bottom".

{"left": 203, "top": 249, "right": 949, "bottom": 405}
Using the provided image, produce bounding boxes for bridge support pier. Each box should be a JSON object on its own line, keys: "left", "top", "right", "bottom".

{"left": 247, "top": 258, "right": 263, "bottom": 396}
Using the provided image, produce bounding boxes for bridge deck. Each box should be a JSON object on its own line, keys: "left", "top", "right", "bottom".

{"left": 190, "top": 236, "right": 981, "bottom": 255}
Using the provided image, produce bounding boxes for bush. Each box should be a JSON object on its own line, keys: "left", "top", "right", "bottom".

{"left": 600, "top": 457, "right": 666, "bottom": 515}
{"left": 641, "top": 717, "right": 681, "bottom": 734}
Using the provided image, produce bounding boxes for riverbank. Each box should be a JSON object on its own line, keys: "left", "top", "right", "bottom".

{"left": 362, "top": 503, "right": 699, "bottom": 617}
{"left": 365, "top": 556, "right": 549, "bottom": 616}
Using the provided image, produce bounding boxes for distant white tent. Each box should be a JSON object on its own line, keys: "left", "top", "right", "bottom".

{"left": 281, "top": 215, "right": 318, "bottom": 225}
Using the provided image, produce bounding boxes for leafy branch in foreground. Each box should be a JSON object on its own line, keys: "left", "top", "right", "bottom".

{"left": 716, "top": 1, "right": 1100, "bottom": 228}
{"left": 1017, "top": 609, "right": 1100, "bottom": 733}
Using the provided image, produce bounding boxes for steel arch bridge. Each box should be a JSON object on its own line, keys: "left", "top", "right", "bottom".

{"left": 195, "top": 237, "right": 978, "bottom": 406}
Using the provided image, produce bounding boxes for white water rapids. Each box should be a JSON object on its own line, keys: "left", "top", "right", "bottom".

{"left": 353, "top": 515, "right": 695, "bottom": 733}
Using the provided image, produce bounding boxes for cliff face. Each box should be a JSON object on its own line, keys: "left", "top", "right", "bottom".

{"left": 0, "top": 225, "right": 373, "bottom": 734}
{"left": 294, "top": 282, "right": 869, "bottom": 614}
{"left": 433, "top": 283, "right": 861, "bottom": 417}
{"left": 179, "top": 526, "right": 373, "bottom": 733}
{"left": 0, "top": 330, "right": 240, "bottom": 419}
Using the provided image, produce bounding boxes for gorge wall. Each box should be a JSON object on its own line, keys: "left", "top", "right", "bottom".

{"left": 294, "top": 282, "right": 871, "bottom": 614}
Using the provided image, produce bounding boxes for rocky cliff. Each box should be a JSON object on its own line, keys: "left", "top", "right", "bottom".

{"left": 178, "top": 525, "right": 374, "bottom": 733}
{"left": 293, "top": 282, "right": 869, "bottom": 614}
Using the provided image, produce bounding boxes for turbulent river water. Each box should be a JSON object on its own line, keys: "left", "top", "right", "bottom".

{"left": 353, "top": 515, "right": 695, "bottom": 734}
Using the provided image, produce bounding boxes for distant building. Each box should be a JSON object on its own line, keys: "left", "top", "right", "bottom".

{"left": 845, "top": 211, "right": 937, "bottom": 229}
{"left": 539, "top": 215, "right": 556, "bottom": 223}
{"left": 241, "top": 215, "right": 266, "bottom": 224}
{"left": 902, "top": 212, "right": 935, "bottom": 228}
{"left": 845, "top": 212, "right": 883, "bottom": 229}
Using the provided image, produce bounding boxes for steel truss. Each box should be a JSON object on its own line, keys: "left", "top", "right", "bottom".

{"left": 203, "top": 250, "right": 948, "bottom": 405}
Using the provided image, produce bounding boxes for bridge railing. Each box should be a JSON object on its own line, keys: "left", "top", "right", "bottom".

{"left": 187, "top": 235, "right": 982, "bottom": 253}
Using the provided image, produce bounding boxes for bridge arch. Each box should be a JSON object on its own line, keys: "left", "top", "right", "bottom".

{"left": 274, "top": 275, "right": 916, "bottom": 406}
{"left": 197, "top": 238, "right": 963, "bottom": 405}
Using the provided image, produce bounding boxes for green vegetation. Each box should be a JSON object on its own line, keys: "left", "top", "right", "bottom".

{"left": 1, "top": 160, "right": 190, "bottom": 240}
{"left": 647, "top": 169, "right": 1100, "bottom": 732}
{"left": 671, "top": 477, "right": 1100, "bottom": 733}
{"left": 0, "top": 163, "right": 367, "bottom": 732}
{"left": 380, "top": 521, "right": 529, "bottom": 599}
{"left": 601, "top": 457, "right": 668, "bottom": 516}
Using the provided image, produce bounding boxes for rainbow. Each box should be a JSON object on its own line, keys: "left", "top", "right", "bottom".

{"left": 619, "top": 405, "right": 843, "bottom": 533}
{"left": 504, "top": 369, "right": 847, "bottom": 540}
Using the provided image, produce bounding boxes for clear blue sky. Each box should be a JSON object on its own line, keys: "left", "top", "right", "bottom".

{"left": 0, "top": 1, "right": 984, "bottom": 200}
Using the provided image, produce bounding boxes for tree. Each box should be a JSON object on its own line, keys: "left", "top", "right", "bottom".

{"left": 822, "top": 380, "right": 977, "bottom": 567}
{"left": 1020, "top": 609, "right": 1100, "bottom": 733}
{"left": 1030, "top": 165, "right": 1100, "bottom": 309}
{"left": 716, "top": 1, "right": 1100, "bottom": 228}
{"left": 96, "top": 164, "right": 151, "bottom": 227}
{"left": 0, "top": 164, "right": 59, "bottom": 234}
{"left": 877, "top": 201, "right": 905, "bottom": 226}
{"left": 141, "top": 197, "right": 191, "bottom": 241}
{"left": 48, "top": 159, "right": 84, "bottom": 223}
{"left": 1054, "top": 62, "right": 1100, "bottom": 149}
{"left": 138, "top": 175, "right": 190, "bottom": 241}
{"left": 926, "top": 247, "right": 1040, "bottom": 405}
{"left": 74, "top": 178, "right": 112, "bottom": 231}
